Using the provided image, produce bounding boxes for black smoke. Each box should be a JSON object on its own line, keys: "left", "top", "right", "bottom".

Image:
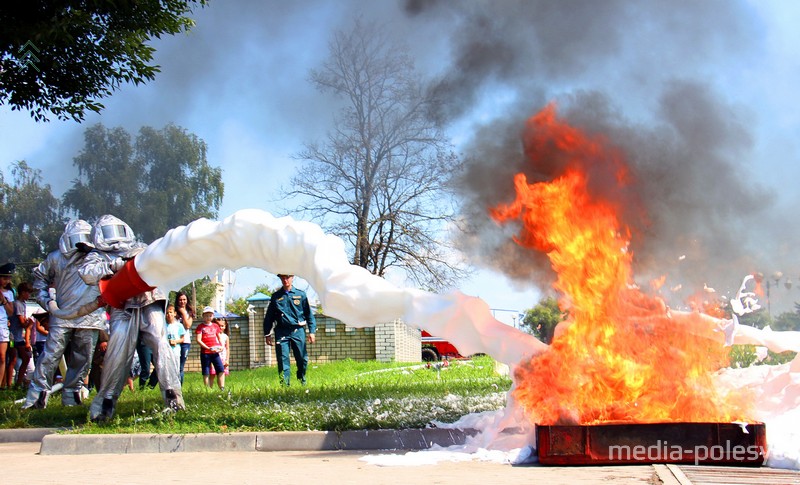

{"left": 405, "top": 0, "right": 795, "bottom": 308}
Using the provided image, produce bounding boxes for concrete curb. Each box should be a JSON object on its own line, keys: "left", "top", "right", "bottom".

{"left": 0, "top": 427, "right": 59, "bottom": 443}
{"left": 33, "top": 427, "right": 479, "bottom": 455}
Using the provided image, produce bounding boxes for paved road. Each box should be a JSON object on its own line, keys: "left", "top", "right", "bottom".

{"left": 2, "top": 442, "right": 659, "bottom": 485}
{"left": 5, "top": 430, "right": 800, "bottom": 484}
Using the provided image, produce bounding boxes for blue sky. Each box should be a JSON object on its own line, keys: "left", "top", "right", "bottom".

{"left": 3, "top": 0, "right": 800, "bottom": 320}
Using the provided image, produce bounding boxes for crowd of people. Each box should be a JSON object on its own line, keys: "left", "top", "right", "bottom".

{"left": 0, "top": 216, "right": 235, "bottom": 419}
{"left": 1, "top": 268, "right": 35, "bottom": 391}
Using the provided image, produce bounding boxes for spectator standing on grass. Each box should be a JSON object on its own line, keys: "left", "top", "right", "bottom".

{"left": 196, "top": 307, "right": 225, "bottom": 390}
{"left": 165, "top": 304, "right": 185, "bottom": 365}
{"left": 88, "top": 327, "right": 109, "bottom": 392}
{"left": 20, "top": 319, "right": 35, "bottom": 386}
{"left": 0, "top": 262, "right": 17, "bottom": 391}
{"left": 209, "top": 317, "right": 230, "bottom": 382}
{"left": 175, "top": 291, "right": 194, "bottom": 384}
{"left": 126, "top": 351, "right": 139, "bottom": 393}
{"left": 135, "top": 332, "right": 158, "bottom": 390}
{"left": 263, "top": 274, "right": 316, "bottom": 386}
{"left": 32, "top": 312, "right": 49, "bottom": 362}
{"left": 8, "top": 282, "right": 34, "bottom": 388}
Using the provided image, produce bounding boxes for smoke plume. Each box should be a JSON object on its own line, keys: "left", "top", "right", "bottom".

{"left": 405, "top": 0, "right": 792, "bottom": 307}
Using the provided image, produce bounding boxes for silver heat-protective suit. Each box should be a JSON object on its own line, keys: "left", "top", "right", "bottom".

{"left": 80, "top": 215, "right": 184, "bottom": 422}
{"left": 24, "top": 220, "right": 105, "bottom": 409}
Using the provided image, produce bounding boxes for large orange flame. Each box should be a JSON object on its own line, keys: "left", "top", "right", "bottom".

{"left": 491, "top": 105, "right": 751, "bottom": 425}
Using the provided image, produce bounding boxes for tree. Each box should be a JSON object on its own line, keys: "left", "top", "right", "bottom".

{"left": 286, "top": 20, "right": 466, "bottom": 291}
{"left": 720, "top": 297, "right": 773, "bottom": 329}
{"left": 522, "top": 297, "right": 565, "bottom": 344}
{"left": 178, "top": 278, "right": 218, "bottom": 310}
{"left": 226, "top": 296, "right": 250, "bottom": 318}
{"left": 168, "top": 277, "right": 218, "bottom": 314}
{"left": 736, "top": 308, "right": 772, "bottom": 329}
{"left": 252, "top": 283, "right": 277, "bottom": 297}
{"left": 773, "top": 309, "right": 800, "bottom": 331}
{"left": 223, "top": 282, "right": 280, "bottom": 318}
{"left": 62, "top": 124, "right": 141, "bottom": 228}
{"left": 63, "top": 123, "right": 224, "bottom": 242}
{"left": 0, "top": 161, "right": 64, "bottom": 281}
{"left": 0, "top": 1, "right": 206, "bottom": 122}
{"left": 225, "top": 283, "right": 277, "bottom": 318}
{"left": 136, "top": 124, "right": 224, "bottom": 240}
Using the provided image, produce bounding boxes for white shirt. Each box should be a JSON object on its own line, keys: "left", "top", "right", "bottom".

{"left": 0, "top": 288, "right": 15, "bottom": 342}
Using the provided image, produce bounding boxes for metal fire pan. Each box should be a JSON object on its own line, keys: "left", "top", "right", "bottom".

{"left": 537, "top": 422, "right": 767, "bottom": 466}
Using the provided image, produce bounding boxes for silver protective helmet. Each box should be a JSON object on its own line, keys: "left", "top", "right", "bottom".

{"left": 59, "top": 220, "right": 92, "bottom": 257}
{"left": 92, "top": 214, "right": 135, "bottom": 251}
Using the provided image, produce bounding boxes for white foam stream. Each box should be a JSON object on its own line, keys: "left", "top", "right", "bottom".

{"left": 134, "top": 209, "right": 548, "bottom": 366}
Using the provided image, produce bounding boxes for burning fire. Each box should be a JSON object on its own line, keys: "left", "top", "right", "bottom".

{"left": 491, "top": 105, "right": 751, "bottom": 425}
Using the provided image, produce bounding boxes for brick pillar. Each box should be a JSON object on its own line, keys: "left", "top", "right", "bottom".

{"left": 374, "top": 319, "right": 421, "bottom": 363}
{"left": 225, "top": 316, "right": 249, "bottom": 370}
{"left": 248, "top": 301, "right": 270, "bottom": 368}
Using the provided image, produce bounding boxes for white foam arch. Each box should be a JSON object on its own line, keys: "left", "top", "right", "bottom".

{"left": 134, "top": 209, "right": 548, "bottom": 365}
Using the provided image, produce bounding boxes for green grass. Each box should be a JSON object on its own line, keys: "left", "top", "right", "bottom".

{"left": 0, "top": 356, "right": 511, "bottom": 434}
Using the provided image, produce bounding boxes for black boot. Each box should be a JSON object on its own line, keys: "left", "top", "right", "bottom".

{"left": 164, "top": 389, "right": 184, "bottom": 412}
{"left": 33, "top": 391, "right": 48, "bottom": 409}
{"left": 91, "top": 398, "right": 116, "bottom": 423}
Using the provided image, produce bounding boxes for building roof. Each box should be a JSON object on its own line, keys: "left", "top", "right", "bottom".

{"left": 246, "top": 292, "right": 271, "bottom": 302}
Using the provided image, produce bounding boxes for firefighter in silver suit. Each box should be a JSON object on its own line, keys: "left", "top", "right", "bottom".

{"left": 23, "top": 220, "right": 105, "bottom": 409}
{"left": 79, "top": 215, "right": 184, "bottom": 422}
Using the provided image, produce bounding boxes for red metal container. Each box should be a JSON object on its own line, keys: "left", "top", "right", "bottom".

{"left": 537, "top": 422, "right": 767, "bottom": 466}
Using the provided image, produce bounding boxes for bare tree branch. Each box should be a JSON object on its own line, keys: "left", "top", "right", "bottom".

{"left": 284, "top": 20, "right": 469, "bottom": 290}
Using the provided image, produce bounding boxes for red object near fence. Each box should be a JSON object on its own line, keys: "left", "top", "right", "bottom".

{"left": 421, "top": 330, "right": 463, "bottom": 361}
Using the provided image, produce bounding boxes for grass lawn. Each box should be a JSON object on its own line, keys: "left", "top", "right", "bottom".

{"left": 0, "top": 356, "right": 511, "bottom": 434}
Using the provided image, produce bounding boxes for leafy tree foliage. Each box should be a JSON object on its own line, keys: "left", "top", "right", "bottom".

{"left": 719, "top": 296, "right": 774, "bottom": 329}
{"left": 136, "top": 124, "right": 223, "bottom": 240}
{"left": 0, "top": 161, "right": 64, "bottom": 281}
{"left": 773, "top": 307, "right": 800, "bottom": 331}
{"left": 252, "top": 283, "right": 277, "bottom": 297}
{"left": 522, "top": 297, "right": 564, "bottom": 344}
{"left": 169, "top": 277, "right": 218, "bottom": 312}
{"left": 226, "top": 296, "right": 251, "bottom": 318}
{"left": 62, "top": 124, "right": 141, "bottom": 227}
{"left": 224, "top": 283, "right": 278, "bottom": 318}
{"left": 225, "top": 282, "right": 325, "bottom": 318}
{"left": 0, "top": 1, "right": 206, "bottom": 122}
{"left": 736, "top": 308, "right": 772, "bottom": 329}
{"left": 63, "top": 123, "right": 224, "bottom": 242}
{"left": 286, "top": 20, "right": 466, "bottom": 291}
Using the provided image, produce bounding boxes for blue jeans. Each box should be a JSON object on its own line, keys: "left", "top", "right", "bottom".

{"left": 33, "top": 341, "right": 46, "bottom": 361}
{"left": 200, "top": 352, "right": 224, "bottom": 375}
{"left": 179, "top": 343, "right": 191, "bottom": 383}
{"left": 136, "top": 337, "right": 158, "bottom": 388}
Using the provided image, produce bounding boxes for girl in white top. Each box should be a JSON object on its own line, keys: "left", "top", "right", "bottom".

{"left": 174, "top": 291, "right": 193, "bottom": 384}
{"left": 210, "top": 318, "right": 230, "bottom": 378}
{"left": 0, "top": 267, "right": 16, "bottom": 390}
